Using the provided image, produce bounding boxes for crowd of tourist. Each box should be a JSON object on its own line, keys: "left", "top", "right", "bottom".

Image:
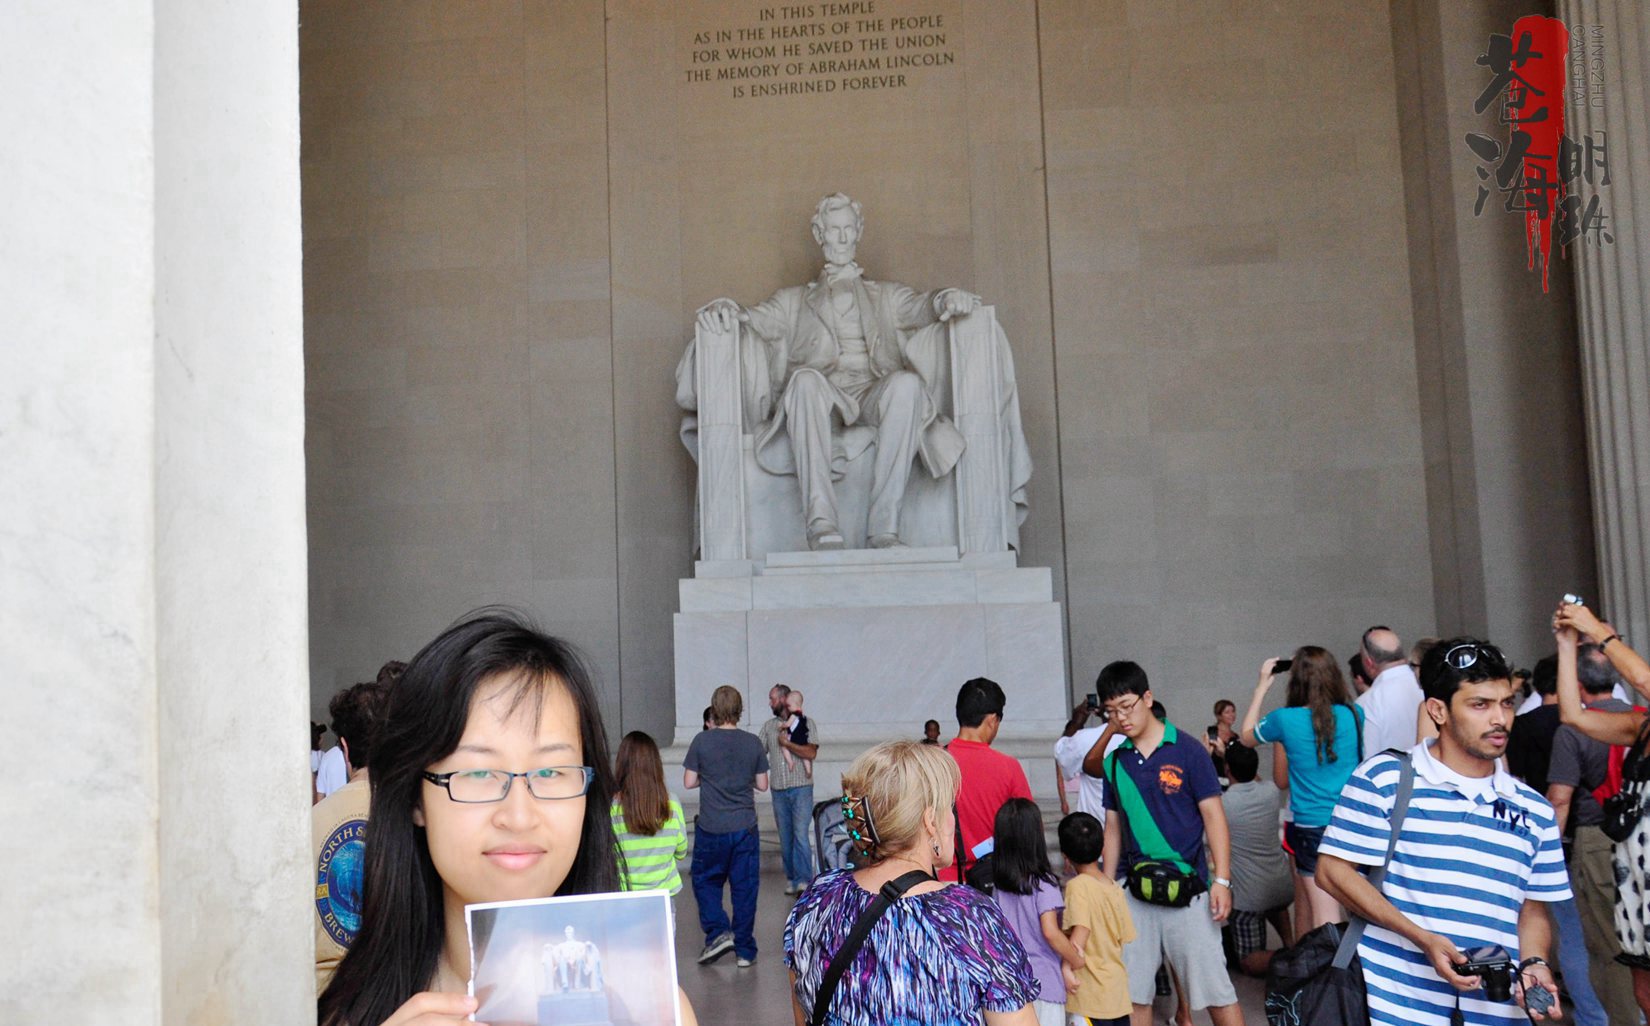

{"left": 305, "top": 601, "right": 1650, "bottom": 1026}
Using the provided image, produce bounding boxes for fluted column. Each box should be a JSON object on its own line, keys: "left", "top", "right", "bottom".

{"left": 1560, "top": 0, "right": 1650, "bottom": 646}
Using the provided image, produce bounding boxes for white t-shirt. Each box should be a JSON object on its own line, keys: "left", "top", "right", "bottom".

{"left": 1355, "top": 663, "right": 1422, "bottom": 756}
{"left": 1516, "top": 683, "right": 1628, "bottom": 717}
{"left": 1053, "top": 726, "right": 1126, "bottom": 817}
{"left": 315, "top": 745, "right": 349, "bottom": 798}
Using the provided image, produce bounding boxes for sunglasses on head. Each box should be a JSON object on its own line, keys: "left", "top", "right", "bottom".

{"left": 1441, "top": 642, "right": 1508, "bottom": 675}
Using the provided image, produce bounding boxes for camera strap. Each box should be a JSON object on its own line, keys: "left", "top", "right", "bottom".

{"left": 1332, "top": 750, "right": 1415, "bottom": 970}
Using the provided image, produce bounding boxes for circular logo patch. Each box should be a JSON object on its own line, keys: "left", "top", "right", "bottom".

{"left": 315, "top": 817, "right": 367, "bottom": 948}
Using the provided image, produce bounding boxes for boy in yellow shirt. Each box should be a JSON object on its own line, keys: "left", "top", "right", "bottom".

{"left": 1060, "top": 812, "right": 1136, "bottom": 1026}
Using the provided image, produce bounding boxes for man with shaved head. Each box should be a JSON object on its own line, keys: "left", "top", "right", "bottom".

{"left": 1354, "top": 626, "right": 1424, "bottom": 755}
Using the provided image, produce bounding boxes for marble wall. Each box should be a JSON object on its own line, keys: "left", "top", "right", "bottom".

{"left": 302, "top": 0, "right": 1597, "bottom": 740}
{"left": 4, "top": 1, "right": 311, "bottom": 1022}
{"left": 1390, "top": 0, "right": 1598, "bottom": 651}
{"left": 1039, "top": 0, "right": 1446, "bottom": 700}
{"left": 302, "top": 1, "right": 624, "bottom": 730}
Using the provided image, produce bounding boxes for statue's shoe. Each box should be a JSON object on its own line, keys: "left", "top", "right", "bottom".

{"left": 808, "top": 523, "right": 846, "bottom": 550}
{"left": 868, "top": 533, "right": 907, "bottom": 549}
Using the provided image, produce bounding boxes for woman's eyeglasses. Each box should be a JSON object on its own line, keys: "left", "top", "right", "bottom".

{"left": 421, "top": 766, "right": 594, "bottom": 803}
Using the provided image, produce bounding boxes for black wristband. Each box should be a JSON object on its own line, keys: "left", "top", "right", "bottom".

{"left": 1517, "top": 956, "right": 1549, "bottom": 973}
{"left": 1601, "top": 634, "right": 1622, "bottom": 649}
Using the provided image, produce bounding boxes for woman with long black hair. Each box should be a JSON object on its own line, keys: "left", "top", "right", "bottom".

{"left": 318, "top": 609, "right": 696, "bottom": 1026}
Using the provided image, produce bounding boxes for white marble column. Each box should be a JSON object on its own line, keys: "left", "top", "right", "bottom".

{"left": 1, "top": 2, "right": 311, "bottom": 1024}
{"left": 1560, "top": 1, "right": 1650, "bottom": 647}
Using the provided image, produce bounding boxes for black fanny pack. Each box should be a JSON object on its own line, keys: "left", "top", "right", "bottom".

{"left": 1127, "top": 860, "right": 1205, "bottom": 907}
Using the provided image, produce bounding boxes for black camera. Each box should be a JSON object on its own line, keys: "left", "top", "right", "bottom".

{"left": 1086, "top": 692, "right": 1098, "bottom": 709}
{"left": 1455, "top": 947, "right": 1516, "bottom": 1002}
{"left": 1272, "top": 658, "right": 1293, "bottom": 674}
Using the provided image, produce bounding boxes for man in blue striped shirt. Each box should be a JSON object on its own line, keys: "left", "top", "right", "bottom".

{"left": 1318, "top": 637, "right": 1568, "bottom": 1026}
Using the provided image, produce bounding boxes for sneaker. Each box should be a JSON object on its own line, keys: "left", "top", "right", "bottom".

{"left": 698, "top": 933, "right": 734, "bottom": 964}
{"left": 784, "top": 881, "right": 804, "bottom": 896}
{"left": 736, "top": 955, "right": 754, "bottom": 968}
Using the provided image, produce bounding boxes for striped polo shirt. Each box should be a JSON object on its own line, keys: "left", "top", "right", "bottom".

{"left": 1318, "top": 741, "right": 1570, "bottom": 1026}
{"left": 610, "top": 796, "right": 688, "bottom": 896}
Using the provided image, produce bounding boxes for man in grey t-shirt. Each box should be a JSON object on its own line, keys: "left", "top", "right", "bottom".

{"left": 1219, "top": 743, "right": 1294, "bottom": 975}
{"left": 684, "top": 685, "right": 769, "bottom": 966}
{"left": 1547, "top": 643, "right": 1636, "bottom": 1025}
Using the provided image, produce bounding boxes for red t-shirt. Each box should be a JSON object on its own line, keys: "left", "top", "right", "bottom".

{"left": 943, "top": 737, "right": 1033, "bottom": 881}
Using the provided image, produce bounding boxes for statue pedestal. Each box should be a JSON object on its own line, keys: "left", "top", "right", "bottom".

{"left": 537, "top": 990, "right": 612, "bottom": 1026}
{"left": 670, "top": 546, "right": 1067, "bottom": 771}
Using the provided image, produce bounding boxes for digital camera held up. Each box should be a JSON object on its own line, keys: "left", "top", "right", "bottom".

{"left": 1455, "top": 946, "right": 1517, "bottom": 1002}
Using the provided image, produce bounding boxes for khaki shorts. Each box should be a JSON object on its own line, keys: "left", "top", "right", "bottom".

{"left": 1121, "top": 893, "right": 1240, "bottom": 1010}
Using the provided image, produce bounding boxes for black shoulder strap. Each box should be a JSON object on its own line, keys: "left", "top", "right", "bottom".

{"left": 1333, "top": 750, "right": 1415, "bottom": 969}
{"left": 1623, "top": 712, "right": 1650, "bottom": 778}
{"left": 943, "top": 740, "right": 968, "bottom": 880}
{"left": 809, "top": 870, "right": 933, "bottom": 1026}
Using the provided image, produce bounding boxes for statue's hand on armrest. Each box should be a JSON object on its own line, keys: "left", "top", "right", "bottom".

{"left": 696, "top": 298, "right": 747, "bottom": 334}
{"left": 933, "top": 288, "right": 982, "bottom": 322}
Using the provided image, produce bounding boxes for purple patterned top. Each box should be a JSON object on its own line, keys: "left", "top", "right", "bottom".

{"left": 783, "top": 869, "right": 1038, "bottom": 1026}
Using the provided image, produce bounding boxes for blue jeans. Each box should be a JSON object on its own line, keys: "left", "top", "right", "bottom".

{"left": 1551, "top": 892, "right": 1608, "bottom": 1026}
{"left": 771, "top": 784, "right": 815, "bottom": 886}
{"left": 691, "top": 824, "right": 760, "bottom": 959}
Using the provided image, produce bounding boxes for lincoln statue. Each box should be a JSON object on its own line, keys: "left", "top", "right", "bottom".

{"left": 684, "top": 193, "right": 1020, "bottom": 551}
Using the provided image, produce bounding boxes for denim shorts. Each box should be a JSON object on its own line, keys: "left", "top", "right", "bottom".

{"left": 1284, "top": 822, "right": 1326, "bottom": 876}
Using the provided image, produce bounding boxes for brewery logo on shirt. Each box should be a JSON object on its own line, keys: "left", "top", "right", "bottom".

{"left": 315, "top": 817, "right": 367, "bottom": 948}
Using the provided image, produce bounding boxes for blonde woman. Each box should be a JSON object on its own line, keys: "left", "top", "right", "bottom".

{"left": 782, "top": 740, "right": 1039, "bottom": 1026}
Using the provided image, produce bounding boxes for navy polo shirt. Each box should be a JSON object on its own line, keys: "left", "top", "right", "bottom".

{"left": 1101, "top": 721, "right": 1223, "bottom": 881}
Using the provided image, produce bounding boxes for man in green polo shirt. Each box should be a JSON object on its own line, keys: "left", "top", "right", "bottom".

{"left": 1097, "top": 660, "right": 1243, "bottom": 1026}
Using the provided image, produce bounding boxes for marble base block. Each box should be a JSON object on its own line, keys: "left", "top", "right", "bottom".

{"left": 670, "top": 547, "right": 1067, "bottom": 753}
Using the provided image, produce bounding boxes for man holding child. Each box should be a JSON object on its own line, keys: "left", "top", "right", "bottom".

{"left": 759, "top": 683, "right": 820, "bottom": 896}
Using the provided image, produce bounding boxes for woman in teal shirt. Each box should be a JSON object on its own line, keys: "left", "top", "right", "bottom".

{"left": 1238, "top": 646, "right": 1363, "bottom": 931}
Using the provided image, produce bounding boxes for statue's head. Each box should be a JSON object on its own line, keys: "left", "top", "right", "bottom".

{"left": 564, "top": 925, "right": 576, "bottom": 940}
{"left": 810, "top": 193, "right": 863, "bottom": 266}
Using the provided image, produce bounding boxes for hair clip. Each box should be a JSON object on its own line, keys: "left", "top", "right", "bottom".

{"left": 840, "top": 793, "right": 880, "bottom": 854}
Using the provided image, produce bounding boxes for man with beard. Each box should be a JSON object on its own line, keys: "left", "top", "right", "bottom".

{"left": 1317, "top": 638, "right": 1568, "bottom": 1026}
{"left": 757, "top": 683, "right": 820, "bottom": 895}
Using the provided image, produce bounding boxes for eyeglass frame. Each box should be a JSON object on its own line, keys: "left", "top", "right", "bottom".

{"left": 1100, "top": 694, "right": 1146, "bottom": 722}
{"left": 420, "top": 766, "right": 595, "bottom": 803}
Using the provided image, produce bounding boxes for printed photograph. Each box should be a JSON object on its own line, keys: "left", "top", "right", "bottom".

{"left": 466, "top": 890, "right": 680, "bottom": 1026}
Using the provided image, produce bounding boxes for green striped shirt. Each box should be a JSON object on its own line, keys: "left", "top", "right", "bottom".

{"left": 611, "top": 796, "right": 688, "bottom": 895}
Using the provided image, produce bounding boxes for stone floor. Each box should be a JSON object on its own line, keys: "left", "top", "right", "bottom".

{"left": 672, "top": 838, "right": 1277, "bottom": 1025}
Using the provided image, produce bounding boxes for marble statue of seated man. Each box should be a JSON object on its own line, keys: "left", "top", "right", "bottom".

{"left": 686, "top": 192, "right": 985, "bottom": 551}
{"left": 544, "top": 925, "right": 596, "bottom": 992}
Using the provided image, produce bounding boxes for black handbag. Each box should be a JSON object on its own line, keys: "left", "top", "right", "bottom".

{"left": 1602, "top": 791, "right": 1642, "bottom": 843}
{"left": 1264, "top": 751, "right": 1415, "bottom": 1026}
{"left": 1602, "top": 719, "right": 1650, "bottom": 843}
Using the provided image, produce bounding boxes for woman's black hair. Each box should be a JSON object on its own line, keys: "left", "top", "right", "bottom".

{"left": 990, "top": 797, "right": 1057, "bottom": 896}
{"left": 318, "top": 608, "right": 620, "bottom": 1026}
